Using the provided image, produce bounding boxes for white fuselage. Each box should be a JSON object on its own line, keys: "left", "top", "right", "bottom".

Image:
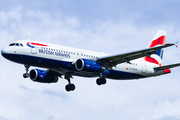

{"left": 1, "top": 40, "right": 166, "bottom": 80}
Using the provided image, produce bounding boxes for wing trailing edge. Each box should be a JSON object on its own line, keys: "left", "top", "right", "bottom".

{"left": 97, "top": 42, "right": 177, "bottom": 69}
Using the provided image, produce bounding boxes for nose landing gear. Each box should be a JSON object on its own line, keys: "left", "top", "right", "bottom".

{"left": 23, "top": 64, "right": 30, "bottom": 78}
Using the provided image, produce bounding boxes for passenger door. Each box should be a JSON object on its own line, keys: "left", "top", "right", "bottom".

{"left": 31, "top": 46, "right": 37, "bottom": 54}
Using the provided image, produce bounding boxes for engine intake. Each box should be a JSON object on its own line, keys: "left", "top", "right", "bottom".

{"left": 29, "top": 69, "right": 58, "bottom": 83}
{"left": 75, "top": 59, "right": 105, "bottom": 73}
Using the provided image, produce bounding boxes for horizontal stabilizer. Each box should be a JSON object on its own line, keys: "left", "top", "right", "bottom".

{"left": 154, "top": 63, "right": 180, "bottom": 70}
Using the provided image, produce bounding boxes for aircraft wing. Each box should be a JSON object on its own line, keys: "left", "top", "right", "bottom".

{"left": 154, "top": 63, "right": 180, "bottom": 70}
{"left": 97, "top": 43, "right": 176, "bottom": 68}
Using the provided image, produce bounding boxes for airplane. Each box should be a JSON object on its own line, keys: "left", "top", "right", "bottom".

{"left": 1, "top": 30, "right": 180, "bottom": 92}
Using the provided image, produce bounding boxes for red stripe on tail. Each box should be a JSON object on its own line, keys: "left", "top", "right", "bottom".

{"left": 148, "top": 36, "right": 166, "bottom": 47}
{"left": 144, "top": 33, "right": 166, "bottom": 66}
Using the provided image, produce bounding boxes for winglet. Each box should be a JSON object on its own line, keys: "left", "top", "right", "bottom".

{"left": 175, "top": 41, "right": 179, "bottom": 48}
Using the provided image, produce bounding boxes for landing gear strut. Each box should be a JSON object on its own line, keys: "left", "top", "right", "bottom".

{"left": 23, "top": 64, "right": 30, "bottom": 78}
{"left": 96, "top": 73, "right": 107, "bottom": 85}
{"left": 65, "top": 75, "right": 75, "bottom": 92}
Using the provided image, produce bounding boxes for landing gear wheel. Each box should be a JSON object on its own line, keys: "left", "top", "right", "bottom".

{"left": 70, "top": 84, "right": 75, "bottom": 91}
{"left": 96, "top": 78, "right": 107, "bottom": 85}
{"left": 101, "top": 78, "right": 106, "bottom": 85}
{"left": 96, "top": 78, "right": 102, "bottom": 85}
{"left": 64, "top": 75, "right": 76, "bottom": 92}
{"left": 65, "top": 84, "right": 71, "bottom": 92}
{"left": 23, "top": 73, "right": 29, "bottom": 78}
{"left": 65, "top": 84, "right": 75, "bottom": 92}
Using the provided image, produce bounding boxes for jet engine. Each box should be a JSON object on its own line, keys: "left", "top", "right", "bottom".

{"left": 29, "top": 69, "right": 58, "bottom": 83}
{"left": 75, "top": 59, "right": 105, "bottom": 73}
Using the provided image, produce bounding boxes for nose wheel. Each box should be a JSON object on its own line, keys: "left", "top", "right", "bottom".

{"left": 64, "top": 75, "right": 75, "bottom": 92}
{"left": 23, "top": 64, "right": 30, "bottom": 78}
{"left": 23, "top": 73, "right": 29, "bottom": 78}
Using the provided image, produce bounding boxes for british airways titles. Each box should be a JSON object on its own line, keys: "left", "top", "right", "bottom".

{"left": 39, "top": 48, "right": 70, "bottom": 58}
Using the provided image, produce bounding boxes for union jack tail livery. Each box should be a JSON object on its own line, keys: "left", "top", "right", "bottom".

{"left": 144, "top": 30, "right": 166, "bottom": 66}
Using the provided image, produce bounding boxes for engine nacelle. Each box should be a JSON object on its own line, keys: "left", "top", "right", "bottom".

{"left": 75, "top": 59, "right": 105, "bottom": 73}
{"left": 29, "top": 69, "right": 58, "bottom": 83}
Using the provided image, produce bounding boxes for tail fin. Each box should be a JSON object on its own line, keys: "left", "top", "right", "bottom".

{"left": 144, "top": 30, "right": 166, "bottom": 66}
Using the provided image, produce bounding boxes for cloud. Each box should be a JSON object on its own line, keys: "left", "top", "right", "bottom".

{"left": 0, "top": 116, "right": 12, "bottom": 120}
{"left": 42, "top": 88, "right": 70, "bottom": 100}
{"left": 155, "top": 116, "right": 180, "bottom": 120}
{"left": 0, "top": 1, "right": 180, "bottom": 120}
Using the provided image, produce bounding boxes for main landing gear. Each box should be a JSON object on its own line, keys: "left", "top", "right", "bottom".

{"left": 96, "top": 78, "right": 107, "bottom": 85}
{"left": 96, "top": 73, "right": 107, "bottom": 85}
{"left": 23, "top": 64, "right": 30, "bottom": 78}
{"left": 64, "top": 73, "right": 107, "bottom": 92}
{"left": 64, "top": 75, "right": 75, "bottom": 92}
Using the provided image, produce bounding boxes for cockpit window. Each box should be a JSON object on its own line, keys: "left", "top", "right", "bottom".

{"left": 9, "top": 43, "right": 23, "bottom": 47}
{"left": 9, "top": 43, "right": 15, "bottom": 46}
{"left": 15, "top": 43, "right": 20, "bottom": 46}
{"left": 20, "top": 43, "right": 23, "bottom": 47}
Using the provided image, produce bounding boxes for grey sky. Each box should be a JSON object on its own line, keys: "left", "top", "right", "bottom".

{"left": 0, "top": 0, "right": 180, "bottom": 120}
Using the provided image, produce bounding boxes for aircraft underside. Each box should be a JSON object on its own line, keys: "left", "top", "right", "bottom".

{"left": 3, "top": 54, "right": 146, "bottom": 91}
{"left": 2, "top": 53, "right": 146, "bottom": 80}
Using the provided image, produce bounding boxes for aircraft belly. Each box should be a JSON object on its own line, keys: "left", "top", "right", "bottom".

{"left": 106, "top": 70, "right": 146, "bottom": 80}
{"left": 4, "top": 53, "right": 147, "bottom": 79}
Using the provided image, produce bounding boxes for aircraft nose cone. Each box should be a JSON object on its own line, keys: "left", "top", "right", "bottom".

{"left": 1, "top": 49, "right": 5, "bottom": 57}
{"left": 1, "top": 47, "right": 10, "bottom": 59}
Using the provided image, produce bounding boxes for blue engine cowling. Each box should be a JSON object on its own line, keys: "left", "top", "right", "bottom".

{"left": 75, "top": 59, "right": 105, "bottom": 73}
{"left": 29, "top": 69, "right": 58, "bottom": 83}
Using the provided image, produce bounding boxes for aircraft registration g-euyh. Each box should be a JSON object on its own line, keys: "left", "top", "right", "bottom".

{"left": 1, "top": 30, "right": 180, "bottom": 92}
